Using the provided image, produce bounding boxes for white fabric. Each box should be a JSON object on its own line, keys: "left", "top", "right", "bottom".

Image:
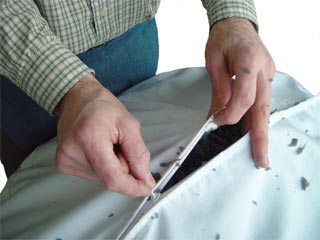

{"left": 1, "top": 68, "right": 319, "bottom": 239}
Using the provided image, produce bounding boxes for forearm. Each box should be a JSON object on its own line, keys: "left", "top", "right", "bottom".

{"left": 0, "top": 0, "right": 92, "bottom": 114}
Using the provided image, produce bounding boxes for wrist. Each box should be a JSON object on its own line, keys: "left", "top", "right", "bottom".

{"left": 54, "top": 73, "right": 99, "bottom": 116}
{"left": 212, "top": 17, "right": 257, "bottom": 32}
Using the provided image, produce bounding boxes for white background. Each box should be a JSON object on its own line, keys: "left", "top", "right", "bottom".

{"left": 1, "top": 0, "right": 319, "bottom": 191}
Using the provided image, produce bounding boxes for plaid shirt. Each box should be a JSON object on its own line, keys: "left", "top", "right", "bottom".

{"left": 0, "top": 0, "right": 257, "bottom": 114}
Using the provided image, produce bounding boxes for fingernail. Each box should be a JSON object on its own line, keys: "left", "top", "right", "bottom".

{"left": 256, "top": 156, "right": 269, "bottom": 169}
{"left": 145, "top": 172, "right": 156, "bottom": 188}
{"left": 138, "top": 184, "right": 152, "bottom": 197}
{"left": 142, "top": 186, "right": 152, "bottom": 197}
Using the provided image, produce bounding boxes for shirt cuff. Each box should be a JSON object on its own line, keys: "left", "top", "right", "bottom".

{"left": 202, "top": 0, "right": 258, "bottom": 29}
{"left": 17, "top": 41, "right": 93, "bottom": 115}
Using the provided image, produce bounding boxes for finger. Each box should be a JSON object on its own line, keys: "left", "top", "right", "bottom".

{"left": 249, "top": 71, "right": 272, "bottom": 168}
{"left": 241, "top": 110, "right": 251, "bottom": 134}
{"left": 115, "top": 150, "right": 130, "bottom": 174}
{"left": 118, "top": 117, "right": 156, "bottom": 188}
{"left": 111, "top": 172, "right": 153, "bottom": 197}
{"left": 214, "top": 64, "right": 257, "bottom": 126}
{"left": 88, "top": 140, "right": 152, "bottom": 197}
{"left": 206, "top": 56, "right": 232, "bottom": 118}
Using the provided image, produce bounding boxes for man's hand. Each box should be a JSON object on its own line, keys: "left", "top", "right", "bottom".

{"left": 55, "top": 74, "right": 156, "bottom": 197}
{"left": 205, "top": 17, "right": 275, "bottom": 168}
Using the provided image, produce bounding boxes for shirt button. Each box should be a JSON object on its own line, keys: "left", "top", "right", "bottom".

{"left": 99, "top": 8, "right": 106, "bottom": 16}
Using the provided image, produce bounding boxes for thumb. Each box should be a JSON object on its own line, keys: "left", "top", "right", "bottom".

{"left": 119, "top": 117, "right": 156, "bottom": 188}
{"left": 207, "top": 62, "right": 232, "bottom": 119}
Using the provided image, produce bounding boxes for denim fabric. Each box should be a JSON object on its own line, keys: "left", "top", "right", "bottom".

{"left": 78, "top": 18, "right": 159, "bottom": 95}
{"left": 0, "top": 18, "right": 158, "bottom": 176}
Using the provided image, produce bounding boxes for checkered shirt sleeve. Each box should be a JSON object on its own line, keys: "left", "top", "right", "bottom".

{"left": 0, "top": 0, "right": 257, "bottom": 115}
{"left": 202, "top": 0, "right": 258, "bottom": 28}
{"left": 0, "top": 0, "right": 93, "bottom": 114}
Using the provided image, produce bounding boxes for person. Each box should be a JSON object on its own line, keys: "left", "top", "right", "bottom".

{"left": 0, "top": 0, "right": 275, "bottom": 197}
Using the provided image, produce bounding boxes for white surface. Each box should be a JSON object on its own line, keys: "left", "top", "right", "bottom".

{"left": 1, "top": 68, "right": 319, "bottom": 239}
{"left": 1, "top": 0, "right": 319, "bottom": 194}
{"left": 0, "top": 163, "right": 5, "bottom": 192}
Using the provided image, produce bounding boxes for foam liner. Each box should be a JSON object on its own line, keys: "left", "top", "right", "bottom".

{"left": 1, "top": 68, "right": 318, "bottom": 239}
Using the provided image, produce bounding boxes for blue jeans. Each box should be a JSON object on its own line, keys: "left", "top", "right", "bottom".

{"left": 0, "top": 18, "right": 159, "bottom": 176}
